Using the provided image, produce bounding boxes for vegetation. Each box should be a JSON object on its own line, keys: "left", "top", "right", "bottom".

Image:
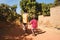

{"left": 20, "top": 0, "right": 42, "bottom": 21}
{"left": 54, "top": 0, "right": 60, "bottom": 6}
{"left": 20, "top": 0, "right": 52, "bottom": 21}
{"left": 42, "top": 3, "right": 50, "bottom": 16}
{"left": 0, "top": 0, "right": 60, "bottom": 22}
{"left": 0, "top": 4, "right": 22, "bottom": 22}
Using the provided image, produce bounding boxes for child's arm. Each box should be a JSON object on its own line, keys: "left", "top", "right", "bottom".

{"left": 30, "top": 20, "right": 33, "bottom": 25}
{"left": 28, "top": 22, "right": 31, "bottom": 25}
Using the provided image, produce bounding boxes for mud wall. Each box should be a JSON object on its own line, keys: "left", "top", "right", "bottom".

{"left": 38, "top": 6, "right": 60, "bottom": 28}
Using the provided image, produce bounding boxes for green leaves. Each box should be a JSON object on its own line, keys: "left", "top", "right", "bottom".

{"left": 0, "top": 4, "right": 22, "bottom": 22}
{"left": 11, "top": 5, "right": 17, "bottom": 11}
{"left": 20, "top": 0, "right": 51, "bottom": 21}
{"left": 42, "top": 3, "right": 50, "bottom": 16}
{"left": 20, "top": 0, "right": 37, "bottom": 13}
{"left": 54, "top": 0, "right": 60, "bottom": 6}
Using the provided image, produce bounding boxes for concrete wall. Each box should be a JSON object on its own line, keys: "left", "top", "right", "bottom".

{"left": 38, "top": 6, "right": 60, "bottom": 28}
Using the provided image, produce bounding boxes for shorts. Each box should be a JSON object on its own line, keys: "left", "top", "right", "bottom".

{"left": 23, "top": 23, "right": 27, "bottom": 30}
{"left": 23, "top": 23, "right": 27, "bottom": 26}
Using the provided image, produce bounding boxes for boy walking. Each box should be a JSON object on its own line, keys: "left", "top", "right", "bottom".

{"left": 22, "top": 13, "right": 28, "bottom": 34}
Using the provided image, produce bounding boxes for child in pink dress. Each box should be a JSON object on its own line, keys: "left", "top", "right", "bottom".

{"left": 30, "top": 17, "right": 38, "bottom": 36}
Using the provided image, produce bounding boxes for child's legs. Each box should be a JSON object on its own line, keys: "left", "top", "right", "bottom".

{"left": 23, "top": 23, "right": 27, "bottom": 33}
{"left": 31, "top": 28, "right": 35, "bottom": 35}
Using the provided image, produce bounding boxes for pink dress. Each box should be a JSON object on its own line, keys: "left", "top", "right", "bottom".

{"left": 30, "top": 19, "right": 37, "bottom": 29}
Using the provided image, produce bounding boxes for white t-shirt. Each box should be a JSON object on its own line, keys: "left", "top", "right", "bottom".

{"left": 22, "top": 13, "right": 28, "bottom": 23}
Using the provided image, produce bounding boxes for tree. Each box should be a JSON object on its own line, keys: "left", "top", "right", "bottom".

{"left": 48, "top": 3, "right": 54, "bottom": 8}
{"left": 20, "top": 0, "right": 36, "bottom": 13}
{"left": 0, "top": 4, "right": 22, "bottom": 22}
{"left": 0, "top": 4, "right": 11, "bottom": 21}
{"left": 20, "top": 0, "right": 51, "bottom": 21}
{"left": 11, "top": 5, "right": 17, "bottom": 11}
{"left": 54, "top": 0, "right": 60, "bottom": 6}
{"left": 20, "top": 0, "right": 42, "bottom": 21}
{"left": 36, "top": 3, "right": 42, "bottom": 15}
{"left": 42, "top": 3, "right": 50, "bottom": 16}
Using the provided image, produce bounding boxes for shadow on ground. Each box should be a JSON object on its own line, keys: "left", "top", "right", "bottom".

{"left": 0, "top": 22, "right": 46, "bottom": 40}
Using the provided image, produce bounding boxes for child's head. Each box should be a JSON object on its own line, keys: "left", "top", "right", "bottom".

{"left": 32, "top": 15, "right": 35, "bottom": 19}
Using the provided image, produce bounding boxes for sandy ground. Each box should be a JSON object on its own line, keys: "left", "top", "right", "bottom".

{"left": 26, "top": 26, "right": 60, "bottom": 40}
{"left": 0, "top": 23, "right": 60, "bottom": 40}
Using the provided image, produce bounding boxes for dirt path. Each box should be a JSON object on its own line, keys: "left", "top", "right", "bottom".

{"left": 0, "top": 22, "right": 60, "bottom": 40}
{"left": 26, "top": 26, "right": 60, "bottom": 40}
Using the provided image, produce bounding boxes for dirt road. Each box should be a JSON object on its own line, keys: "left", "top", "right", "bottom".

{"left": 0, "top": 23, "right": 60, "bottom": 40}
{"left": 26, "top": 26, "right": 60, "bottom": 40}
